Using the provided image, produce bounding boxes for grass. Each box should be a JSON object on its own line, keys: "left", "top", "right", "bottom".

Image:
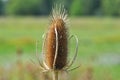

{"left": 0, "top": 17, "right": 120, "bottom": 80}
{"left": 0, "top": 17, "right": 120, "bottom": 55}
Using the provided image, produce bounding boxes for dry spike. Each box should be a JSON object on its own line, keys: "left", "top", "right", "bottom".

{"left": 35, "top": 4, "right": 80, "bottom": 80}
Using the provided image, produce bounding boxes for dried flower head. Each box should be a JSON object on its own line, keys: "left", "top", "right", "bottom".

{"left": 35, "top": 4, "right": 79, "bottom": 80}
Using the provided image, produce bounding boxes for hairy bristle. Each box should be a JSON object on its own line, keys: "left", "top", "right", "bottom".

{"left": 51, "top": 4, "right": 68, "bottom": 24}
{"left": 45, "top": 5, "right": 68, "bottom": 70}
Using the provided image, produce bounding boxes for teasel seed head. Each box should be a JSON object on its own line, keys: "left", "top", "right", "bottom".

{"left": 34, "top": 4, "right": 79, "bottom": 80}
{"left": 45, "top": 5, "right": 68, "bottom": 70}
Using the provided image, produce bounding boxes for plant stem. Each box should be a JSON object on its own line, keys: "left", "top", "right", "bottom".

{"left": 53, "top": 70, "right": 58, "bottom": 80}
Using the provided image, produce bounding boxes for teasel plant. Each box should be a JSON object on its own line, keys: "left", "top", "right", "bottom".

{"left": 35, "top": 4, "right": 80, "bottom": 80}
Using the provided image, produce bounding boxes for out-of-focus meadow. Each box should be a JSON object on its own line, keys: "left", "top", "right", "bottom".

{"left": 0, "top": 17, "right": 120, "bottom": 80}
{"left": 0, "top": 0, "right": 120, "bottom": 80}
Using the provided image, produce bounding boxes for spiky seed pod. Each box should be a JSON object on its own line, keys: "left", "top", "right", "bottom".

{"left": 34, "top": 4, "right": 79, "bottom": 80}
{"left": 45, "top": 5, "right": 68, "bottom": 70}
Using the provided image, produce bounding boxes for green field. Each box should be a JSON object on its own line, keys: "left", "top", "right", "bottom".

{"left": 0, "top": 17, "right": 120, "bottom": 80}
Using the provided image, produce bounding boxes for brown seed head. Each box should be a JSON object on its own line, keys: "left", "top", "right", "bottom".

{"left": 45, "top": 5, "right": 68, "bottom": 70}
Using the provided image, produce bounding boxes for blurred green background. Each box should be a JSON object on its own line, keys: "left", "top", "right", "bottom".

{"left": 0, "top": 0, "right": 120, "bottom": 80}
{"left": 0, "top": 0, "right": 120, "bottom": 16}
